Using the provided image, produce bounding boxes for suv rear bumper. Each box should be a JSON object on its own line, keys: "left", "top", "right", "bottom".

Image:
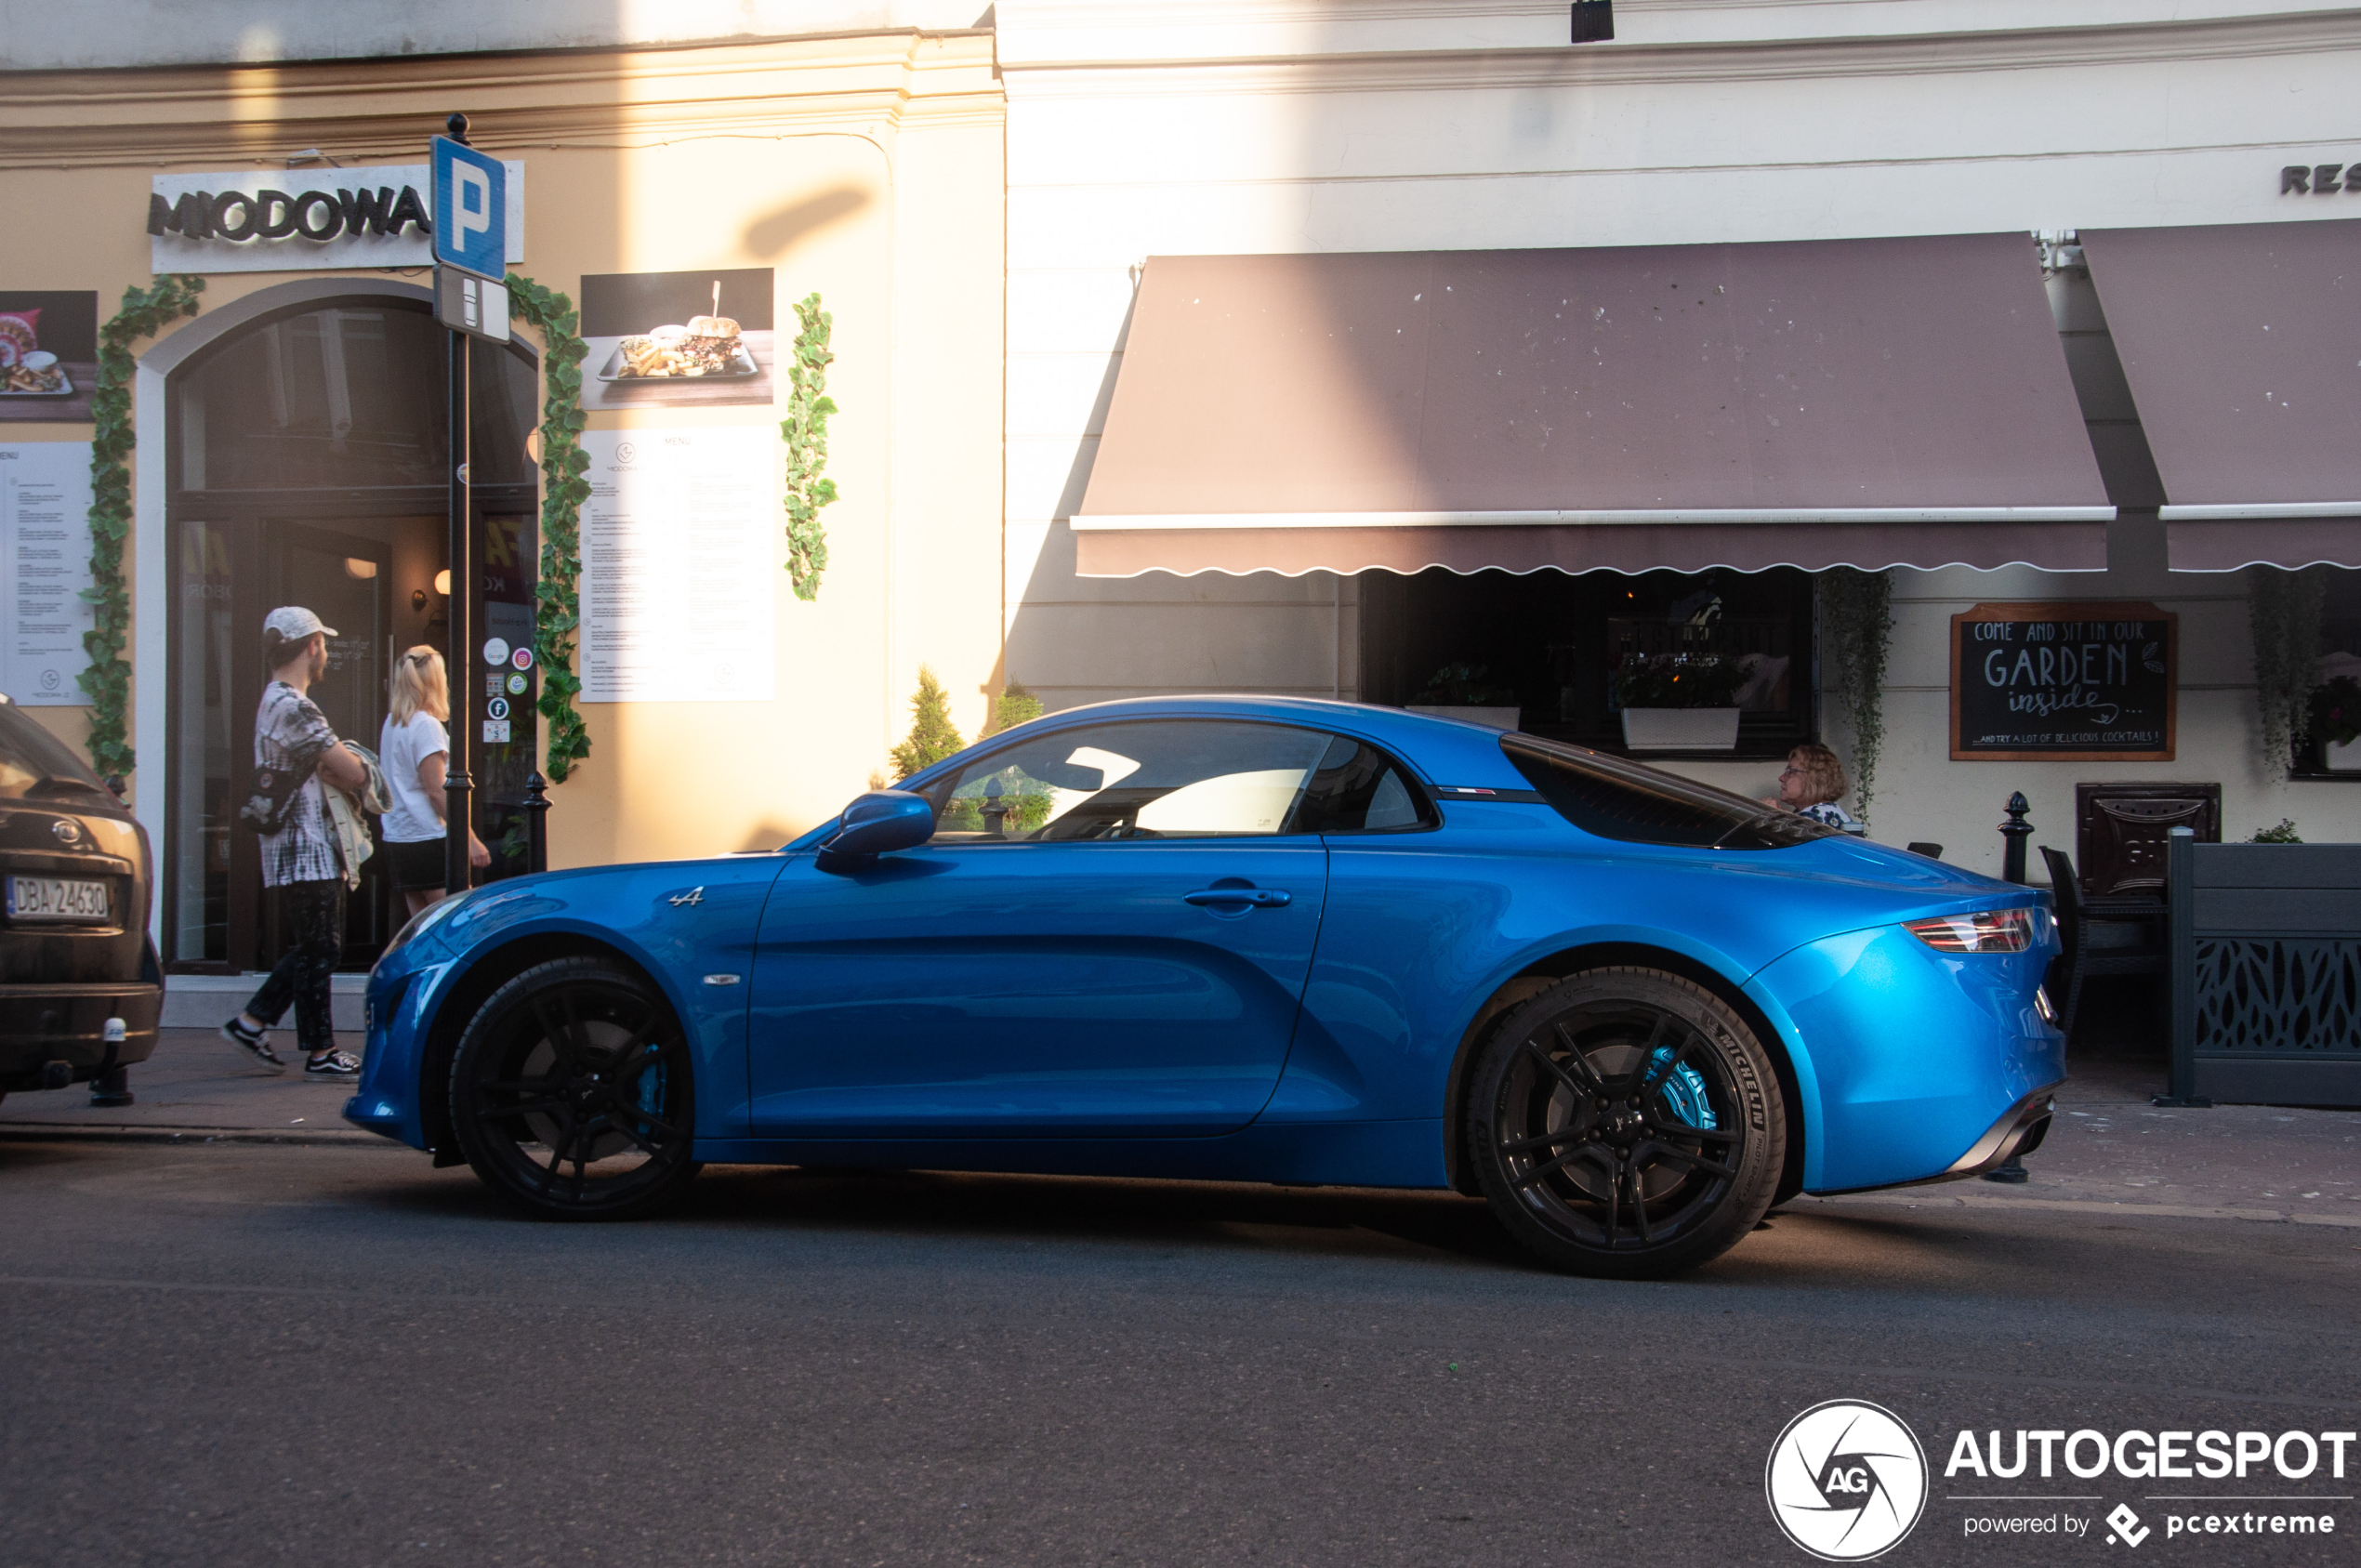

{"left": 0, "top": 982, "right": 163, "bottom": 1090}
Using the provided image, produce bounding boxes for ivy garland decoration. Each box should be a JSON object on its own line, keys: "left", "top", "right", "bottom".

{"left": 83, "top": 274, "right": 205, "bottom": 780}
{"left": 2249, "top": 565, "right": 2326, "bottom": 773}
{"left": 505, "top": 273, "right": 593, "bottom": 783}
{"left": 1819, "top": 567, "right": 1893, "bottom": 824}
{"left": 780, "top": 292, "right": 839, "bottom": 600}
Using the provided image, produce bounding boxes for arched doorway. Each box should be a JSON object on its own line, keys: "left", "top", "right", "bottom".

{"left": 159, "top": 289, "right": 539, "bottom": 972}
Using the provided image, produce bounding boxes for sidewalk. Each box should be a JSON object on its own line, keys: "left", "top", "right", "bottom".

{"left": 4, "top": 1034, "right": 2358, "bottom": 1227}
{"left": 0, "top": 1026, "right": 381, "bottom": 1145}
{"left": 1794, "top": 1056, "right": 2361, "bottom": 1230}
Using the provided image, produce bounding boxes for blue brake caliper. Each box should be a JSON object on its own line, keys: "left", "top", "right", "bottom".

{"left": 1649, "top": 1046, "right": 1718, "bottom": 1131}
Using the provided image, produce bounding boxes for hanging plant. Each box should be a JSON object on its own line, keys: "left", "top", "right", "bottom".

{"left": 2249, "top": 566, "right": 2326, "bottom": 773}
{"left": 780, "top": 292, "right": 838, "bottom": 600}
{"left": 82, "top": 274, "right": 206, "bottom": 781}
{"left": 1818, "top": 568, "right": 1893, "bottom": 824}
{"left": 505, "top": 273, "right": 593, "bottom": 783}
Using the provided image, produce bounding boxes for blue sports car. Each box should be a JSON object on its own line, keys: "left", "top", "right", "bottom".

{"left": 347, "top": 696, "right": 2064, "bottom": 1277}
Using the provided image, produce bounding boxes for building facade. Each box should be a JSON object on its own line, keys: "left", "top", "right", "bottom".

{"left": 2, "top": 0, "right": 2358, "bottom": 979}
{"left": 994, "top": 0, "right": 2361, "bottom": 878}
{"left": 0, "top": 6, "right": 1004, "bottom": 971}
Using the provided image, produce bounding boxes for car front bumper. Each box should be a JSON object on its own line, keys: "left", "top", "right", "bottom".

{"left": 0, "top": 982, "right": 163, "bottom": 1091}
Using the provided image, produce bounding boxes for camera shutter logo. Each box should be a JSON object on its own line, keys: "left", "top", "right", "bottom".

{"left": 1764, "top": 1400, "right": 1928, "bottom": 1561}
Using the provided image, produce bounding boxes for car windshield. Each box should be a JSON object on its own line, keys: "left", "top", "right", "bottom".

{"left": 1501, "top": 732, "right": 1832, "bottom": 850}
{"left": 0, "top": 704, "right": 113, "bottom": 801}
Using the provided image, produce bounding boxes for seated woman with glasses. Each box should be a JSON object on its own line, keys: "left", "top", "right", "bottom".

{"left": 1762, "top": 742, "right": 1862, "bottom": 833}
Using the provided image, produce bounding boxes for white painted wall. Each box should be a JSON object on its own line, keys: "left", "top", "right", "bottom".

{"left": 997, "top": 0, "right": 2361, "bottom": 857}
{"left": 0, "top": 0, "right": 993, "bottom": 70}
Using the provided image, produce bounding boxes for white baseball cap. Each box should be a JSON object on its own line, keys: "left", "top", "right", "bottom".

{"left": 263, "top": 606, "right": 338, "bottom": 641}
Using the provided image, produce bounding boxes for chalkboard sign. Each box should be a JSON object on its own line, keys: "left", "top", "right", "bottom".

{"left": 1950, "top": 602, "right": 2176, "bottom": 761}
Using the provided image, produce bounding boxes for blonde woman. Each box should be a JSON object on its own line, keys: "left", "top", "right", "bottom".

{"left": 1764, "top": 742, "right": 1861, "bottom": 833}
{"left": 380, "top": 647, "right": 491, "bottom": 916}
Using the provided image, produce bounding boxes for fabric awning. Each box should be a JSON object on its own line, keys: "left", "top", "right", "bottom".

{"left": 2080, "top": 219, "right": 2361, "bottom": 572}
{"left": 1075, "top": 236, "right": 2114, "bottom": 578}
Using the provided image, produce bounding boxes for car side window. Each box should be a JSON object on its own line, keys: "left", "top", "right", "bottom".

{"left": 929, "top": 720, "right": 1333, "bottom": 844}
{"left": 1286, "top": 735, "right": 1437, "bottom": 835}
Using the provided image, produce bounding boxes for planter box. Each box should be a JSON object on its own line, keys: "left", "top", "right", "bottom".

{"left": 1619, "top": 706, "right": 1742, "bottom": 751}
{"left": 1406, "top": 705, "right": 1522, "bottom": 731}
{"left": 2325, "top": 738, "right": 2361, "bottom": 771}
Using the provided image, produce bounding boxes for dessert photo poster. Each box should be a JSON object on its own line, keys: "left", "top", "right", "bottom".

{"left": 0, "top": 292, "right": 98, "bottom": 424}
{"left": 576, "top": 268, "right": 776, "bottom": 411}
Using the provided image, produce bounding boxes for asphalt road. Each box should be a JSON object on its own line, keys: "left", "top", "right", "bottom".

{"left": 3, "top": 1139, "right": 2356, "bottom": 1568}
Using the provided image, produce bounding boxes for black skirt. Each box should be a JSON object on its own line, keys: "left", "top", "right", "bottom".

{"left": 385, "top": 837, "right": 449, "bottom": 891}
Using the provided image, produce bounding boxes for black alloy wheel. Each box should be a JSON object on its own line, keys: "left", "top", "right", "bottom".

{"left": 1466, "top": 967, "right": 1784, "bottom": 1278}
{"left": 448, "top": 956, "right": 701, "bottom": 1220}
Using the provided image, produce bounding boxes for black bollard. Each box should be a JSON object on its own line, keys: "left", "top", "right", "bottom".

{"left": 88, "top": 1016, "right": 132, "bottom": 1107}
{"left": 522, "top": 771, "right": 551, "bottom": 875}
{"left": 1998, "top": 791, "right": 2032, "bottom": 885}
{"left": 1986, "top": 791, "right": 2037, "bottom": 1181}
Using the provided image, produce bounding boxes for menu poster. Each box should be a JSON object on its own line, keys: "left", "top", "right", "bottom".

{"left": 579, "top": 428, "right": 777, "bottom": 704}
{"left": 0, "top": 442, "right": 94, "bottom": 705}
{"left": 1950, "top": 601, "right": 2176, "bottom": 761}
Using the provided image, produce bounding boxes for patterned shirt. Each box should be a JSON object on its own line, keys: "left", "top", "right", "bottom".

{"left": 254, "top": 680, "right": 342, "bottom": 888}
{"left": 1797, "top": 799, "right": 1862, "bottom": 834}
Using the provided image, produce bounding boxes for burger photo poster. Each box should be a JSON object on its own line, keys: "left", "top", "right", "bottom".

{"left": 0, "top": 291, "right": 99, "bottom": 423}
{"left": 577, "top": 268, "right": 775, "bottom": 411}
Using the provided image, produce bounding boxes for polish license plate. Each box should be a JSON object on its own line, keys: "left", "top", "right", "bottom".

{"left": 7, "top": 876, "right": 110, "bottom": 923}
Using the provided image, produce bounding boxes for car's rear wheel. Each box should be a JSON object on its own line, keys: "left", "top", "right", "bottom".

{"left": 448, "top": 957, "right": 700, "bottom": 1220}
{"left": 1466, "top": 967, "right": 1783, "bottom": 1278}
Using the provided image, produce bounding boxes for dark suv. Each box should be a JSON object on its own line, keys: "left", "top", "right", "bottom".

{"left": 0, "top": 698, "right": 161, "bottom": 1104}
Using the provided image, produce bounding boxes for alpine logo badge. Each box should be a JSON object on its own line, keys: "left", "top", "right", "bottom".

{"left": 1766, "top": 1400, "right": 1929, "bottom": 1561}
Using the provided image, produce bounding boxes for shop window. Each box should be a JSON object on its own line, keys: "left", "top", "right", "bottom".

{"left": 1359, "top": 567, "right": 1818, "bottom": 758}
{"left": 2296, "top": 567, "right": 2361, "bottom": 779}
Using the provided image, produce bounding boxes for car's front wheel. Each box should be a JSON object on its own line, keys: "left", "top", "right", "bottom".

{"left": 448, "top": 956, "right": 701, "bottom": 1220}
{"left": 1466, "top": 967, "right": 1784, "bottom": 1278}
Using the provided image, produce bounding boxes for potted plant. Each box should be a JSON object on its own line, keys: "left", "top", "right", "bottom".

{"left": 2311, "top": 677, "right": 2361, "bottom": 771}
{"left": 1405, "top": 664, "right": 1521, "bottom": 731}
{"left": 1611, "top": 652, "right": 1748, "bottom": 751}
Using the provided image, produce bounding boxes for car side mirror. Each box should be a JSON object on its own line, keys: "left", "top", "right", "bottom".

{"left": 817, "top": 790, "right": 935, "bottom": 867}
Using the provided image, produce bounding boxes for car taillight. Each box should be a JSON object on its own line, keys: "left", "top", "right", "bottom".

{"left": 1905, "top": 908, "right": 2037, "bottom": 954}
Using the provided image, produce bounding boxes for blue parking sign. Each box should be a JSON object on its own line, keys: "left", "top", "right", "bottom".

{"left": 432, "top": 136, "right": 507, "bottom": 280}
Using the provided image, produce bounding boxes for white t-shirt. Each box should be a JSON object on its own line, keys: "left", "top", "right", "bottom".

{"left": 378, "top": 710, "right": 450, "bottom": 843}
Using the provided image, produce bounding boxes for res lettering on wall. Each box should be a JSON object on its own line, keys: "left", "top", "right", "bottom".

{"left": 1950, "top": 601, "right": 2178, "bottom": 762}
{"left": 2281, "top": 161, "right": 2361, "bottom": 194}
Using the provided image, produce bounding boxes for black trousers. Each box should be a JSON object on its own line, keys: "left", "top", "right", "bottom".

{"left": 244, "top": 879, "right": 346, "bottom": 1057}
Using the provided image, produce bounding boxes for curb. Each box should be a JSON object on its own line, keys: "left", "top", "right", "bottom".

{"left": 0, "top": 1122, "right": 386, "bottom": 1148}
{"left": 1796, "top": 1192, "right": 2361, "bottom": 1230}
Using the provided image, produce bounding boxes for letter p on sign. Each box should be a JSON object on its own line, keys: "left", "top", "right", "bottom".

{"left": 431, "top": 135, "right": 508, "bottom": 281}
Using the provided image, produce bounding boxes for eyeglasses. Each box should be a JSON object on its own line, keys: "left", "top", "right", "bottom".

{"left": 1778, "top": 768, "right": 1802, "bottom": 778}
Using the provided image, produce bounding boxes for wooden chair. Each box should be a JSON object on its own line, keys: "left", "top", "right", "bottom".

{"left": 2038, "top": 845, "right": 2168, "bottom": 1042}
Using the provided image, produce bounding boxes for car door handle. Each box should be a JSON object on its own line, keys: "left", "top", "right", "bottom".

{"left": 1184, "top": 887, "right": 1292, "bottom": 908}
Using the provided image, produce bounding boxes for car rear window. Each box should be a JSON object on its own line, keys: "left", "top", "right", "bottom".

{"left": 0, "top": 703, "right": 112, "bottom": 801}
{"left": 1500, "top": 732, "right": 1833, "bottom": 851}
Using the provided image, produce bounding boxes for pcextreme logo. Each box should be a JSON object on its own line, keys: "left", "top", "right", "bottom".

{"left": 1766, "top": 1400, "right": 1931, "bottom": 1561}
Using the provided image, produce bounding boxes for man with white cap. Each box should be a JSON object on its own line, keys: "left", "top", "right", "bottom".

{"left": 221, "top": 606, "right": 371, "bottom": 1078}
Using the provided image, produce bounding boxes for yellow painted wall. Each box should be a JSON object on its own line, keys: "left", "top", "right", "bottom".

{"left": 0, "top": 33, "right": 1005, "bottom": 878}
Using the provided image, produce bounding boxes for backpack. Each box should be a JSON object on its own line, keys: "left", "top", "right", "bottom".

{"left": 236, "top": 757, "right": 314, "bottom": 835}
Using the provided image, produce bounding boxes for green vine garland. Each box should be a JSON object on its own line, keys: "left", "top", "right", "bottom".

{"left": 505, "top": 273, "right": 592, "bottom": 783}
{"left": 1820, "top": 567, "right": 1893, "bottom": 825}
{"left": 780, "top": 292, "right": 839, "bottom": 600}
{"left": 83, "top": 274, "right": 206, "bottom": 780}
{"left": 2249, "top": 566, "right": 2326, "bottom": 773}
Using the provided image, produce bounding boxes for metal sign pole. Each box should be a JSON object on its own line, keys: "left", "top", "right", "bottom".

{"left": 442, "top": 111, "right": 476, "bottom": 896}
